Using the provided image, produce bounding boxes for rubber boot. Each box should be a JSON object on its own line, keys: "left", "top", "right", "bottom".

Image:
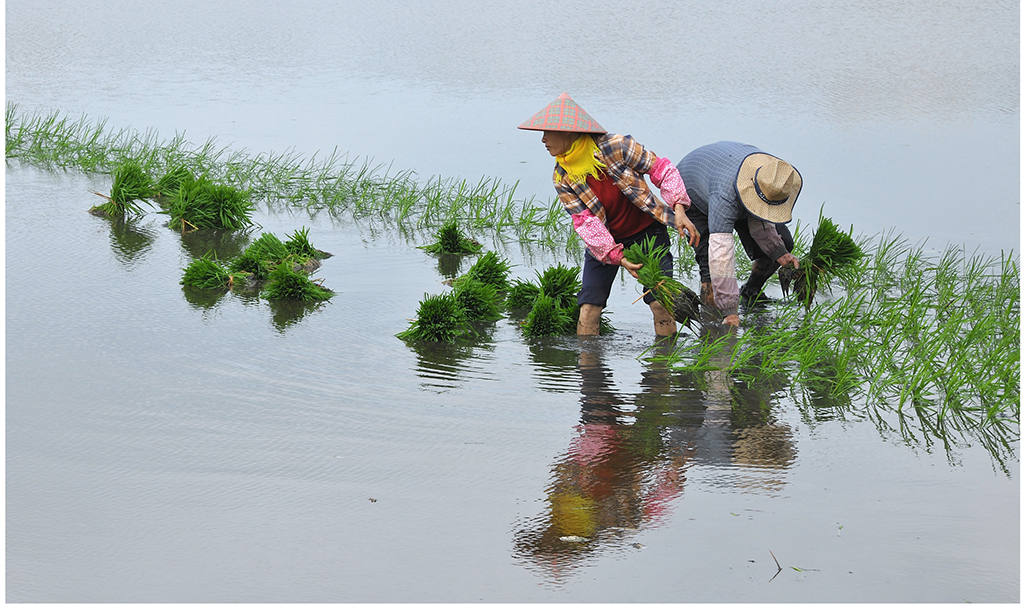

{"left": 740, "top": 258, "right": 780, "bottom": 306}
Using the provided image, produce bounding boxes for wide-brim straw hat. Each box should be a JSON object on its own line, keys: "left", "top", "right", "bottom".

{"left": 735, "top": 153, "right": 802, "bottom": 224}
{"left": 518, "top": 92, "right": 607, "bottom": 134}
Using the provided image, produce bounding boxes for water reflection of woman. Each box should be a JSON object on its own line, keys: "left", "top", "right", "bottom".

{"left": 518, "top": 93, "right": 699, "bottom": 337}
{"left": 512, "top": 340, "right": 798, "bottom": 579}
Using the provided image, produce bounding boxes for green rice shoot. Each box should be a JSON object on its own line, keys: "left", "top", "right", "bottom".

{"left": 91, "top": 160, "right": 155, "bottom": 216}
{"left": 397, "top": 291, "right": 473, "bottom": 342}
{"left": 522, "top": 293, "right": 576, "bottom": 338}
{"left": 781, "top": 210, "right": 864, "bottom": 310}
{"left": 285, "top": 226, "right": 325, "bottom": 259}
{"left": 536, "top": 264, "right": 580, "bottom": 309}
{"left": 420, "top": 219, "right": 483, "bottom": 255}
{"left": 229, "top": 232, "right": 291, "bottom": 280}
{"left": 262, "top": 262, "right": 334, "bottom": 301}
{"left": 505, "top": 278, "right": 541, "bottom": 309}
{"left": 452, "top": 278, "right": 503, "bottom": 322}
{"left": 180, "top": 252, "right": 232, "bottom": 289}
{"left": 623, "top": 237, "right": 699, "bottom": 326}
{"left": 154, "top": 165, "right": 196, "bottom": 198}
{"left": 167, "top": 176, "right": 254, "bottom": 231}
{"left": 459, "top": 251, "right": 512, "bottom": 291}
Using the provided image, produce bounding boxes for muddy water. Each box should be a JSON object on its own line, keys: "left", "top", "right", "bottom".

{"left": 6, "top": 0, "right": 1020, "bottom": 601}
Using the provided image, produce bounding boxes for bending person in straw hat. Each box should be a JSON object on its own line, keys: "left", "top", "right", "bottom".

{"left": 519, "top": 93, "right": 699, "bottom": 337}
{"left": 675, "top": 141, "right": 802, "bottom": 327}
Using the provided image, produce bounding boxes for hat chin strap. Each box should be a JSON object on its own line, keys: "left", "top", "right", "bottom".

{"left": 753, "top": 167, "right": 788, "bottom": 205}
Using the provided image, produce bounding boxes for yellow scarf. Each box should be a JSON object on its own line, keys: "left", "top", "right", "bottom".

{"left": 556, "top": 135, "right": 607, "bottom": 184}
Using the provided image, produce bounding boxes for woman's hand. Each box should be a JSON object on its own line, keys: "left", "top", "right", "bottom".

{"left": 673, "top": 205, "right": 700, "bottom": 247}
{"left": 777, "top": 253, "right": 800, "bottom": 269}
{"left": 620, "top": 258, "right": 642, "bottom": 279}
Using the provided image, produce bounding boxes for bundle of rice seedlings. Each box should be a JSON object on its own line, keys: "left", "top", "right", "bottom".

{"left": 419, "top": 219, "right": 483, "bottom": 255}
{"left": 623, "top": 237, "right": 700, "bottom": 327}
{"left": 285, "top": 226, "right": 327, "bottom": 259}
{"left": 505, "top": 278, "right": 541, "bottom": 309}
{"left": 779, "top": 212, "right": 863, "bottom": 310}
{"left": 90, "top": 160, "right": 155, "bottom": 217}
{"left": 536, "top": 263, "right": 581, "bottom": 308}
{"left": 461, "top": 251, "right": 512, "bottom": 290}
{"left": 180, "top": 252, "right": 237, "bottom": 289}
{"left": 229, "top": 232, "right": 290, "bottom": 280}
{"left": 397, "top": 291, "right": 473, "bottom": 342}
{"left": 262, "top": 262, "right": 334, "bottom": 301}
{"left": 452, "top": 278, "right": 502, "bottom": 322}
{"left": 154, "top": 165, "right": 195, "bottom": 198}
{"left": 167, "top": 176, "right": 254, "bottom": 231}
{"left": 522, "top": 293, "right": 576, "bottom": 338}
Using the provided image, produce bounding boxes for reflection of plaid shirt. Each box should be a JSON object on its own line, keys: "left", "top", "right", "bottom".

{"left": 552, "top": 134, "right": 677, "bottom": 229}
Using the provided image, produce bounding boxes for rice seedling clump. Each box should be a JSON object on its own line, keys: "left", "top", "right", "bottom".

{"left": 262, "top": 262, "right": 334, "bottom": 301}
{"left": 622, "top": 238, "right": 700, "bottom": 327}
{"left": 168, "top": 176, "right": 254, "bottom": 231}
{"left": 452, "top": 278, "right": 503, "bottom": 322}
{"left": 779, "top": 211, "right": 863, "bottom": 310}
{"left": 154, "top": 165, "right": 195, "bottom": 198}
{"left": 285, "top": 226, "right": 327, "bottom": 259}
{"left": 522, "top": 293, "right": 576, "bottom": 337}
{"left": 229, "top": 233, "right": 288, "bottom": 279}
{"left": 420, "top": 219, "right": 483, "bottom": 255}
{"left": 505, "top": 278, "right": 541, "bottom": 309}
{"left": 536, "top": 263, "right": 581, "bottom": 308}
{"left": 460, "top": 251, "right": 512, "bottom": 290}
{"left": 397, "top": 292, "right": 473, "bottom": 342}
{"left": 180, "top": 252, "right": 232, "bottom": 289}
{"left": 90, "top": 160, "right": 155, "bottom": 217}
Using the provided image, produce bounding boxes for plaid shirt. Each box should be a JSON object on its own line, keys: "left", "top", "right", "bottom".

{"left": 552, "top": 134, "right": 677, "bottom": 229}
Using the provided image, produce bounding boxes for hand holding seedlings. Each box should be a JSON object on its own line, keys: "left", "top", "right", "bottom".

{"left": 621, "top": 258, "right": 642, "bottom": 279}
{"left": 777, "top": 252, "right": 800, "bottom": 269}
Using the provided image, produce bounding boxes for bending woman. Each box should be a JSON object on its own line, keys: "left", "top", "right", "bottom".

{"left": 519, "top": 93, "right": 698, "bottom": 336}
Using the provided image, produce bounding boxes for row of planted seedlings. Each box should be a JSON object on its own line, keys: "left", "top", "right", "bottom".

{"left": 82, "top": 151, "right": 334, "bottom": 302}
{"left": 654, "top": 221, "right": 1020, "bottom": 471}
{"left": 397, "top": 220, "right": 612, "bottom": 342}
{"left": 6, "top": 103, "right": 576, "bottom": 250}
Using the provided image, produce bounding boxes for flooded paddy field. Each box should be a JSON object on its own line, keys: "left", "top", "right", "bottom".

{"left": 6, "top": 0, "right": 1019, "bottom": 601}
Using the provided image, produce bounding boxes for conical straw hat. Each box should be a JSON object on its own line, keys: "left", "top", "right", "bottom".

{"left": 735, "top": 153, "right": 802, "bottom": 224}
{"left": 518, "top": 93, "right": 607, "bottom": 134}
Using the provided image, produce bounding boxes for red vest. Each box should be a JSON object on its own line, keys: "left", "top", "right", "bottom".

{"left": 586, "top": 172, "right": 654, "bottom": 239}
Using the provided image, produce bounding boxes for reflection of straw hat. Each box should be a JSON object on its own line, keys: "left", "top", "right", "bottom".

{"left": 735, "top": 153, "right": 802, "bottom": 224}
{"left": 518, "top": 92, "right": 607, "bottom": 134}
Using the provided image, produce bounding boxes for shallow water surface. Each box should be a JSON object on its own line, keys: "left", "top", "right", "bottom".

{"left": 5, "top": 0, "right": 1020, "bottom": 601}
{"left": 6, "top": 167, "right": 1019, "bottom": 602}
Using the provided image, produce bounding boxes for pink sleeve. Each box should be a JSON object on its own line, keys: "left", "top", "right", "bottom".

{"left": 648, "top": 157, "right": 691, "bottom": 209}
{"left": 572, "top": 210, "right": 624, "bottom": 265}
